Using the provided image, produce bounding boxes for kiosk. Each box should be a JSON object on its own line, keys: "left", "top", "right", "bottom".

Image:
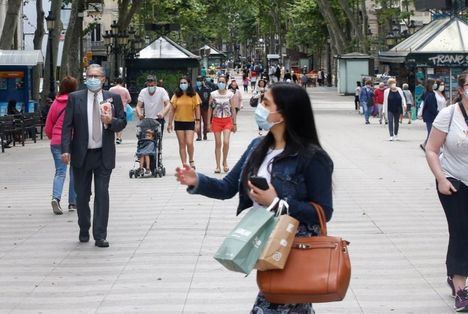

{"left": 0, "top": 50, "right": 43, "bottom": 116}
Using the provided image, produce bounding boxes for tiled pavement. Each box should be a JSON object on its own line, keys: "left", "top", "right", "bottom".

{"left": 0, "top": 87, "right": 456, "bottom": 313}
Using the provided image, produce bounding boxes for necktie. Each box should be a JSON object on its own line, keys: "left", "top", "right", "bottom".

{"left": 92, "top": 92, "right": 102, "bottom": 143}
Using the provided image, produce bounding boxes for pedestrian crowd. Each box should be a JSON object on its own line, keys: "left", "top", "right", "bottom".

{"left": 36, "top": 61, "right": 468, "bottom": 313}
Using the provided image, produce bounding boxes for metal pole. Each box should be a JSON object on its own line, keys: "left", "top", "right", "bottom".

{"left": 449, "top": 67, "right": 453, "bottom": 102}
{"left": 49, "top": 30, "right": 55, "bottom": 99}
{"left": 114, "top": 47, "right": 119, "bottom": 79}
{"left": 327, "top": 41, "right": 332, "bottom": 87}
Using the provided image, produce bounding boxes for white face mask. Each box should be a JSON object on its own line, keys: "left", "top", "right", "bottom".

{"left": 464, "top": 88, "right": 468, "bottom": 98}
{"left": 438, "top": 85, "right": 445, "bottom": 92}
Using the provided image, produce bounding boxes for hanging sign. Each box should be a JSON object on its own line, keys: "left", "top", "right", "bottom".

{"left": 407, "top": 53, "right": 468, "bottom": 67}
{"left": 0, "top": 71, "right": 24, "bottom": 78}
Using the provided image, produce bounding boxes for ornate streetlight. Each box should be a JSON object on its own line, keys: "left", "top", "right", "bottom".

{"left": 103, "top": 21, "right": 129, "bottom": 80}
{"left": 45, "top": 11, "right": 56, "bottom": 99}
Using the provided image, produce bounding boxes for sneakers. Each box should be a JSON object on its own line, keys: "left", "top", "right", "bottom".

{"left": 394, "top": 135, "right": 398, "bottom": 141}
{"left": 455, "top": 287, "right": 468, "bottom": 312}
{"left": 389, "top": 136, "right": 394, "bottom": 141}
{"left": 68, "top": 204, "right": 77, "bottom": 211}
{"left": 51, "top": 198, "right": 63, "bottom": 215}
{"left": 145, "top": 169, "right": 152, "bottom": 177}
{"left": 116, "top": 138, "right": 122, "bottom": 144}
{"left": 448, "top": 276, "right": 456, "bottom": 298}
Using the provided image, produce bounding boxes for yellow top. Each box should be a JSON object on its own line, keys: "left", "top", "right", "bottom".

{"left": 171, "top": 93, "right": 201, "bottom": 122}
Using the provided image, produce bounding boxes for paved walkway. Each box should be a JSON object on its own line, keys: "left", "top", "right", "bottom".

{"left": 0, "top": 87, "right": 455, "bottom": 313}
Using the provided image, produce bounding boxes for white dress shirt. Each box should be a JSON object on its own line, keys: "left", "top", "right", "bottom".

{"left": 87, "top": 90, "right": 103, "bottom": 149}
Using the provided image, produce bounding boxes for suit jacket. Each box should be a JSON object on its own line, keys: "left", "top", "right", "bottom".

{"left": 61, "top": 89, "right": 127, "bottom": 169}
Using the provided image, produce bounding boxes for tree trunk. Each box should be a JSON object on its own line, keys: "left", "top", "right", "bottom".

{"left": 315, "top": 0, "right": 347, "bottom": 54}
{"left": 61, "top": 0, "right": 84, "bottom": 80}
{"left": 0, "top": 0, "right": 22, "bottom": 49}
{"left": 33, "top": 0, "right": 45, "bottom": 103}
{"left": 337, "top": 0, "right": 368, "bottom": 53}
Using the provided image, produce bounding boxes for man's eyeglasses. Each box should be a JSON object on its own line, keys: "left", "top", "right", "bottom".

{"left": 87, "top": 75, "right": 103, "bottom": 79}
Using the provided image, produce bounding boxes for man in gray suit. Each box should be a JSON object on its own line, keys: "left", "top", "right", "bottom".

{"left": 61, "top": 64, "right": 127, "bottom": 247}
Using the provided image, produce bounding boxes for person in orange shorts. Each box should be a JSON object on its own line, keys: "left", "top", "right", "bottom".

{"left": 207, "top": 75, "right": 237, "bottom": 173}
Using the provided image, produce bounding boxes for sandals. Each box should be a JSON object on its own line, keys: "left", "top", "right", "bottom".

{"left": 214, "top": 168, "right": 221, "bottom": 174}
{"left": 189, "top": 161, "right": 196, "bottom": 170}
{"left": 223, "top": 164, "right": 229, "bottom": 173}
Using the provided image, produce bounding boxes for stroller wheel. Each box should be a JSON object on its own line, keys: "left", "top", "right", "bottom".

{"left": 129, "top": 170, "right": 134, "bottom": 178}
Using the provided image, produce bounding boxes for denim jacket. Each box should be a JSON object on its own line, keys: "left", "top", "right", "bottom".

{"left": 359, "top": 86, "right": 374, "bottom": 104}
{"left": 188, "top": 137, "right": 334, "bottom": 232}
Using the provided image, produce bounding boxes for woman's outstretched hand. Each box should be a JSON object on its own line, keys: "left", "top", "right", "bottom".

{"left": 175, "top": 164, "right": 198, "bottom": 187}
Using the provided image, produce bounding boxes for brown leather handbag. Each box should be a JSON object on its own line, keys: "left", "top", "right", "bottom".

{"left": 256, "top": 203, "right": 351, "bottom": 304}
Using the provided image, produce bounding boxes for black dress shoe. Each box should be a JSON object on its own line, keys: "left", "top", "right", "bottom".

{"left": 95, "top": 239, "right": 109, "bottom": 247}
{"left": 79, "top": 232, "right": 89, "bottom": 243}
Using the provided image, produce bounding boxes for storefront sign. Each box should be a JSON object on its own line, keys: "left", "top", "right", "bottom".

{"left": 0, "top": 71, "right": 24, "bottom": 78}
{"left": 407, "top": 53, "right": 468, "bottom": 67}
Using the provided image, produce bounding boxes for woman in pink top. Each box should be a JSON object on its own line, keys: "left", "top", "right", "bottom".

{"left": 45, "top": 76, "right": 78, "bottom": 215}
{"left": 109, "top": 77, "right": 131, "bottom": 144}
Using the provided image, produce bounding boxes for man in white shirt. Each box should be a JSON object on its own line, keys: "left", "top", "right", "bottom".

{"left": 136, "top": 75, "right": 171, "bottom": 136}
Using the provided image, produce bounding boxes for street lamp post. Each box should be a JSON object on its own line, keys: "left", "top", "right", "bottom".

{"left": 45, "top": 11, "right": 56, "bottom": 99}
{"left": 327, "top": 39, "right": 332, "bottom": 87}
{"left": 103, "top": 21, "right": 129, "bottom": 81}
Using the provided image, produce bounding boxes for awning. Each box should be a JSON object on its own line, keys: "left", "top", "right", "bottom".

{"left": 0, "top": 50, "right": 44, "bottom": 66}
{"left": 379, "top": 17, "right": 468, "bottom": 64}
{"left": 138, "top": 36, "right": 200, "bottom": 60}
{"left": 199, "top": 45, "right": 225, "bottom": 57}
{"left": 337, "top": 52, "right": 373, "bottom": 59}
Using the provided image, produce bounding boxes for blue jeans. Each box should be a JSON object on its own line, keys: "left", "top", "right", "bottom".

{"left": 51, "top": 145, "right": 76, "bottom": 204}
{"left": 361, "top": 102, "right": 371, "bottom": 122}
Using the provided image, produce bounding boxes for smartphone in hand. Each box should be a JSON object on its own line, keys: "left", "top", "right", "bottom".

{"left": 249, "top": 176, "right": 269, "bottom": 190}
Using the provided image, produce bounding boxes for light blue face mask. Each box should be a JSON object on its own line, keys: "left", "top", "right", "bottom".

{"left": 218, "top": 82, "right": 226, "bottom": 90}
{"left": 85, "top": 78, "right": 102, "bottom": 92}
{"left": 196, "top": 81, "right": 202, "bottom": 88}
{"left": 180, "top": 83, "right": 189, "bottom": 91}
{"left": 255, "top": 103, "right": 281, "bottom": 131}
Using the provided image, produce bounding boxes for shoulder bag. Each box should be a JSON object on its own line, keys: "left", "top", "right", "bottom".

{"left": 256, "top": 203, "right": 351, "bottom": 304}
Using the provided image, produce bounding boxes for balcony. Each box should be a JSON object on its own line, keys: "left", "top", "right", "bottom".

{"left": 83, "top": 40, "right": 107, "bottom": 56}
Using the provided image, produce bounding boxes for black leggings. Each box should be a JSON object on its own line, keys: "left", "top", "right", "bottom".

{"left": 387, "top": 111, "right": 400, "bottom": 136}
{"left": 438, "top": 180, "right": 468, "bottom": 277}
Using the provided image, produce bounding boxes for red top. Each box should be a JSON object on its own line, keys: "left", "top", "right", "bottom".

{"left": 45, "top": 94, "right": 69, "bottom": 146}
{"left": 374, "top": 88, "right": 385, "bottom": 105}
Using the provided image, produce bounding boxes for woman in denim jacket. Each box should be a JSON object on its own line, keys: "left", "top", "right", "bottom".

{"left": 176, "top": 83, "right": 333, "bottom": 314}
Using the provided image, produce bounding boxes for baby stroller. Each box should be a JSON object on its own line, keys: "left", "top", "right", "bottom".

{"left": 129, "top": 118, "right": 166, "bottom": 178}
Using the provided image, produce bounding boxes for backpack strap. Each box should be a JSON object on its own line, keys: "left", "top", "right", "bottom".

{"left": 448, "top": 104, "right": 456, "bottom": 133}
{"left": 458, "top": 102, "right": 468, "bottom": 128}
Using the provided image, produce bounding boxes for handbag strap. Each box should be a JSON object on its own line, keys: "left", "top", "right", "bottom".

{"left": 311, "top": 202, "right": 327, "bottom": 236}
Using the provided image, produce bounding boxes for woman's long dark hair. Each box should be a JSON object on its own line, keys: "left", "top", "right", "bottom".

{"left": 241, "top": 83, "right": 322, "bottom": 187}
{"left": 174, "top": 76, "right": 196, "bottom": 97}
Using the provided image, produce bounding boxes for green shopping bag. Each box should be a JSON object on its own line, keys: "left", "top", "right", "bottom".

{"left": 214, "top": 199, "right": 279, "bottom": 275}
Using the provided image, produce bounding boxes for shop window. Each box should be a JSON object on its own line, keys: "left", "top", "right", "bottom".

{"left": 0, "top": 78, "right": 6, "bottom": 90}
{"left": 15, "top": 78, "right": 24, "bottom": 89}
